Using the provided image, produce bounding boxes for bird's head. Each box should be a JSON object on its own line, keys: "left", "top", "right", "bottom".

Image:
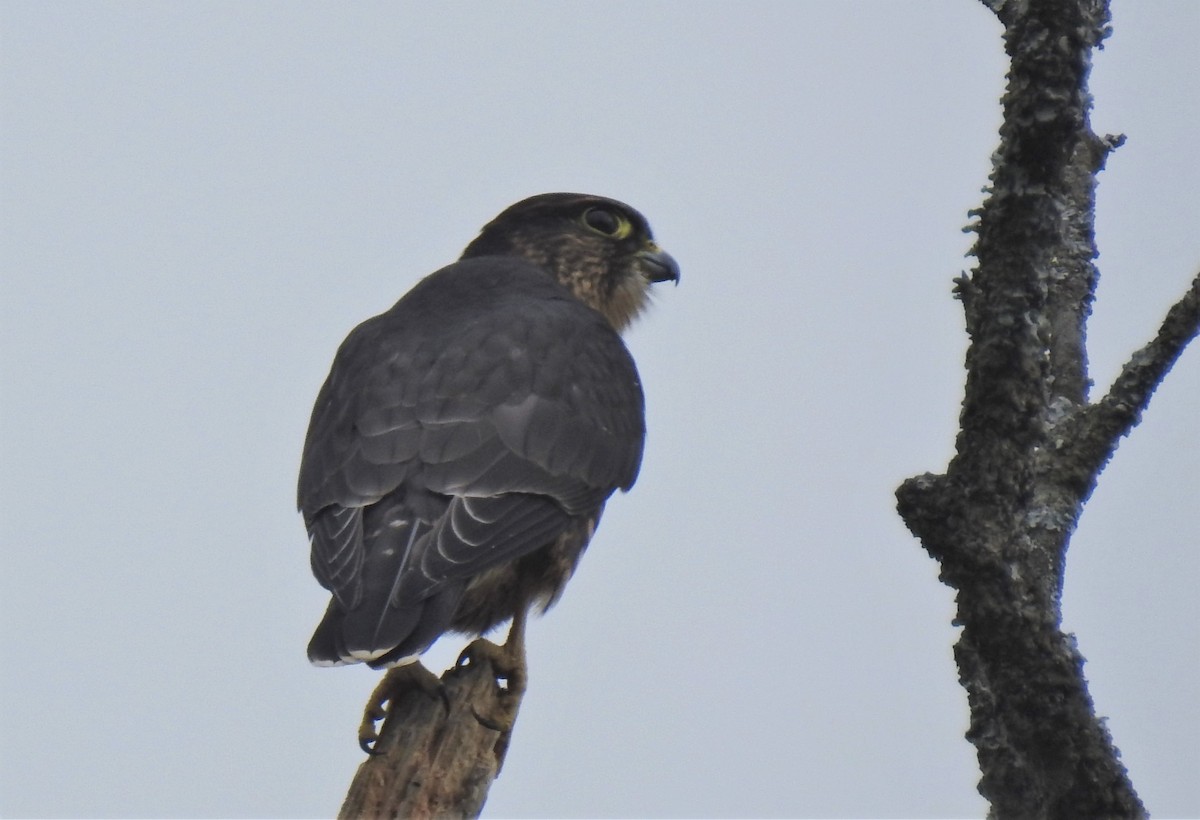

{"left": 460, "top": 193, "right": 679, "bottom": 332}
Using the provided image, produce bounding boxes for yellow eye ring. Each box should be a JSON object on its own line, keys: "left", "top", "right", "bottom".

{"left": 582, "top": 207, "right": 633, "bottom": 239}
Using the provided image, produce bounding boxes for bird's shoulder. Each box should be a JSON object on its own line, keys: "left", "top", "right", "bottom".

{"left": 333, "top": 256, "right": 637, "bottom": 404}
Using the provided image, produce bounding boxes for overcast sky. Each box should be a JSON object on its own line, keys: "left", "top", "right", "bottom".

{"left": 2, "top": 2, "right": 1197, "bottom": 818}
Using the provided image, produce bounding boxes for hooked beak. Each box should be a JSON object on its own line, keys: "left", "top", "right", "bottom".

{"left": 636, "top": 244, "right": 681, "bottom": 286}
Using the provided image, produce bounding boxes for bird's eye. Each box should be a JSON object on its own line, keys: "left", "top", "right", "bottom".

{"left": 582, "top": 207, "right": 631, "bottom": 238}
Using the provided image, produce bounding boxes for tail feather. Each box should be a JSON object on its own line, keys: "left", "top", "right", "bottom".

{"left": 307, "top": 503, "right": 468, "bottom": 666}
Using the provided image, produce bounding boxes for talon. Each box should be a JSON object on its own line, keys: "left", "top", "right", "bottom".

{"left": 471, "top": 705, "right": 505, "bottom": 732}
{"left": 357, "top": 683, "right": 392, "bottom": 754}
{"left": 359, "top": 733, "right": 382, "bottom": 756}
{"left": 358, "top": 713, "right": 384, "bottom": 755}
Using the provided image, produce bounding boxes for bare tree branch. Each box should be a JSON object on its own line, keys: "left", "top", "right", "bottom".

{"left": 1065, "top": 272, "right": 1200, "bottom": 482}
{"left": 897, "top": 0, "right": 1196, "bottom": 816}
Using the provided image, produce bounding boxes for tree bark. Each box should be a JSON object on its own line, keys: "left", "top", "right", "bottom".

{"left": 896, "top": 0, "right": 1199, "bottom": 817}
{"left": 337, "top": 647, "right": 524, "bottom": 819}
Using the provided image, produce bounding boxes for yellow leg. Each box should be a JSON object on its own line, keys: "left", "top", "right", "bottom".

{"left": 457, "top": 606, "right": 529, "bottom": 731}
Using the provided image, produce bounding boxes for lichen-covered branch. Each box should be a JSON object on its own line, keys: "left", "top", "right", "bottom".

{"left": 1067, "top": 272, "right": 1200, "bottom": 484}
{"left": 896, "top": 0, "right": 1195, "bottom": 816}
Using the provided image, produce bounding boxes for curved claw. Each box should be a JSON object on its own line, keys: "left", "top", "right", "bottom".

{"left": 357, "top": 690, "right": 392, "bottom": 755}
{"left": 471, "top": 704, "right": 505, "bottom": 733}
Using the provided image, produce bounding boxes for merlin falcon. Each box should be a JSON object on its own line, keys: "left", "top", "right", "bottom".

{"left": 298, "top": 193, "right": 677, "bottom": 747}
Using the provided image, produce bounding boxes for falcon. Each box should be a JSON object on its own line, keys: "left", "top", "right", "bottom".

{"left": 298, "top": 192, "right": 678, "bottom": 750}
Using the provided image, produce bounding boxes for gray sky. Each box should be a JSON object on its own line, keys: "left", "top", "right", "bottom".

{"left": 2, "top": 2, "right": 1196, "bottom": 818}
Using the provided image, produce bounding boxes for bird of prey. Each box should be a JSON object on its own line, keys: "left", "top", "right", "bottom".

{"left": 298, "top": 192, "right": 678, "bottom": 750}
